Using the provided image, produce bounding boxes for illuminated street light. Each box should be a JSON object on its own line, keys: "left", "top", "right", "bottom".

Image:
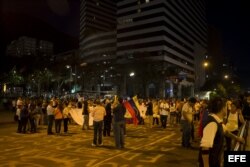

{"left": 3, "top": 83, "right": 7, "bottom": 93}
{"left": 224, "top": 74, "right": 229, "bottom": 79}
{"left": 203, "top": 62, "right": 209, "bottom": 68}
{"left": 129, "top": 72, "right": 135, "bottom": 77}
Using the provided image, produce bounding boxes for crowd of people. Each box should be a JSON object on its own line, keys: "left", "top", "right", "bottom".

{"left": 12, "top": 93, "right": 250, "bottom": 166}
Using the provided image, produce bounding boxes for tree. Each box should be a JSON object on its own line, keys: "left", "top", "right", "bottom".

{"left": 27, "top": 69, "right": 53, "bottom": 96}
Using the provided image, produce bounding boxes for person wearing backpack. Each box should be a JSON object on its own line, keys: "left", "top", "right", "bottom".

{"left": 198, "top": 97, "right": 245, "bottom": 167}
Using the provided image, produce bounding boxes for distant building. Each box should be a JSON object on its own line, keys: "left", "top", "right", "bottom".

{"left": 79, "top": 0, "right": 208, "bottom": 98}
{"left": 6, "top": 36, "right": 53, "bottom": 57}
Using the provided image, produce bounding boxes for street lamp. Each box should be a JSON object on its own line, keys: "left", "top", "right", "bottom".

{"left": 66, "top": 65, "right": 73, "bottom": 93}
{"left": 224, "top": 74, "right": 229, "bottom": 79}
{"left": 129, "top": 72, "right": 135, "bottom": 77}
{"left": 203, "top": 62, "right": 209, "bottom": 68}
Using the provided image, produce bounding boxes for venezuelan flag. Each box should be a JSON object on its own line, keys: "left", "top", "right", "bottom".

{"left": 124, "top": 101, "right": 139, "bottom": 125}
{"left": 129, "top": 97, "right": 141, "bottom": 124}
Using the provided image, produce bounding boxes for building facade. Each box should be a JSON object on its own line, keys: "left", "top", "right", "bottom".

{"left": 79, "top": 0, "right": 117, "bottom": 63}
{"left": 79, "top": 0, "right": 208, "bottom": 98}
{"left": 6, "top": 36, "right": 53, "bottom": 58}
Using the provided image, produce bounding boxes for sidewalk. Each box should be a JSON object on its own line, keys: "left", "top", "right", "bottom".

{"left": 0, "top": 107, "right": 15, "bottom": 124}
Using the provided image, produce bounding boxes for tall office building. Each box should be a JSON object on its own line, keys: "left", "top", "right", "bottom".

{"left": 117, "top": 0, "right": 207, "bottom": 96}
{"left": 79, "top": 0, "right": 208, "bottom": 97}
{"left": 79, "top": 0, "right": 117, "bottom": 63}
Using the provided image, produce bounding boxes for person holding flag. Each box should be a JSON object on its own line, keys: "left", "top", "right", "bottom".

{"left": 113, "top": 97, "right": 126, "bottom": 149}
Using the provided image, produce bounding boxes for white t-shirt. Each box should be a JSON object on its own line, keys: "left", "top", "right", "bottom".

{"left": 91, "top": 105, "right": 106, "bottom": 122}
{"left": 200, "top": 114, "right": 226, "bottom": 148}
{"left": 160, "top": 102, "right": 169, "bottom": 115}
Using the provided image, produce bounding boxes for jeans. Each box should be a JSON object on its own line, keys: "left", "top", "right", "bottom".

{"left": 64, "top": 118, "right": 69, "bottom": 133}
{"left": 113, "top": 120, "right": 125, "bottom": 148}
{"left": 160, "top": 115, "right": 168, "bottom": 128}
{"left": 82, "top": 115, "right": 90, "bottom": 130}
{"left": 55, "top": 119, "right": 62, "bottom": 134}
{"left": 181, "top": 119, "right": 192, "bottom": 147}
{"left": 20, "top": 117, "right": 28, "bottom": 133}
{"left": 47, "top": 115, "right": 54, "bottom": 134}
{"left": 103, "top": 117, "right": 112, "bottom": 136}
{"left": 93, "top": 120, "right": 103, "bottom": 145}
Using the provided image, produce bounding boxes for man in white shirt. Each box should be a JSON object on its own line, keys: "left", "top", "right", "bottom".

{"left": 199, "top": 97, "right": 244, "bottom": 167}
{"left": 91, "top": 99, "right": 106, "bottom": 146}
{"left": 159, "top": 99, "right": 169, "bottom": 129}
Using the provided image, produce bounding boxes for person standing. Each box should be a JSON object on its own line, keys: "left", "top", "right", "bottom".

{"left": 103, "top": 99, "right": 112, "bottom": 137}
{"left": 63, "top": 101, "right": 71, "bottom": 133}
{"left": 82, "top": 100, "right": 90, "bottom": 130}
{"left": 112, "top": 97, "right": 126, "bottom": 149}
{"left": 16, "top": 104, "right": 22, "bottom": 133}
{"left": 181, "top": 97, "right": 196, "bottom": 148}
{"left": 225, "top": 100, "right": 245, "bottom": 151}
{"left": 41, "top": 100, "right": 47, "bottom": 125}
{"left": 28, "top": 101, "right": 37, "bottom": 133}
{"left": 91, "top": 100, "right": 106, "bottom": 146}
{"left": 20, "top": 102, "right": 29, "bottom": 133}
{"left": 47, "top": 100, "right": 55, "bottom": 135}
{"left": 198, "top": 97, "right": 245, "bottom": 167}
{"left": 159, "top": 99, "right": 169, "bottom": 129}
{"left": 54, "top": 102, "right": 63, "bottom": 135}
{"left": 145, "top": 99, "right": 153, "bottom": 128}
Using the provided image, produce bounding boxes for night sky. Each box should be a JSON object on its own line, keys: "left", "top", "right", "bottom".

{"left": 206, "top": 0, "right": 250, "bottom": 87}
{"left": 0, "top": 0, "right": 250, "bottom": 87}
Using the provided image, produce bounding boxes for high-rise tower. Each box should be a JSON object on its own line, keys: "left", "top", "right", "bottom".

{"left": 79, "top": 0, "right": 208, "bottom": 97}
{"left": 117, "top": 0, "right": 207, "bottom": 95}
{"left": 79, "top": 0, "right": 117, "bottom": 63}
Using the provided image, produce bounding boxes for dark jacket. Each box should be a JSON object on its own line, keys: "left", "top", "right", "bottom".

{"left": 113, "top": 103, "right": 126, "bottom": 122}
{"left": 20, "top": 106, "right": 29, "bottom": 118}
{"left": 146, "top": 102, "right": 153, "bottom": 116}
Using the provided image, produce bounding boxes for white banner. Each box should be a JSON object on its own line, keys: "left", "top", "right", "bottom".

{"left": 69, "top": 108, "right": 93, "bottom": 126}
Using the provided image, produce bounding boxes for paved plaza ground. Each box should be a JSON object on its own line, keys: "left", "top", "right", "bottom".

{"left": 0, "top": 111, "right": 200, "bottom": 167}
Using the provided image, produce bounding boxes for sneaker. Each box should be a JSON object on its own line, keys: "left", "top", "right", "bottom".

{"left": 99, "top": 143, "right": 103, "bottom": 146}
{"left": 91, "top": 143, "right": 96, "bottom": 147}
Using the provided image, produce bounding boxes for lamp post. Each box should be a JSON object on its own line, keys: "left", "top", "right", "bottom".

{"left": 124, "top": 71, "right": 135, "bottom": 96}
{"left": 203, "top": 62, "right": 209, "bottom": 68}
{"left": 203, "top": 61, "right": 209, "bottom": 79}
{"left": 66, "top": 65, "right": 73, "bottom": 93}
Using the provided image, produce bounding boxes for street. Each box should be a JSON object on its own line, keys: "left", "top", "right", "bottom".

{"left": 0, "top": 122, "right": 199, "bottom": 167}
